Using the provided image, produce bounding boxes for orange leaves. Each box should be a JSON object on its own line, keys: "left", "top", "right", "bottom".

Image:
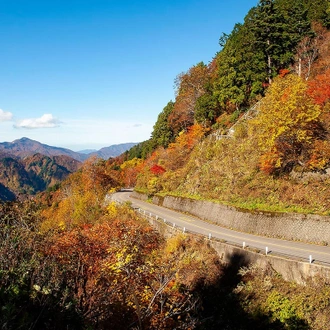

{"left": 135, "top": 124, "right": 206, "bottom": 193}
{"left": 279, "top": 68, "right": 290, "bottom": 77}
{"left": 120, "top": 157, "right": 144, "bottom": 187}
{"left": 259, "top": 150, "right": 282, "bottom": 175}
{"left": 169, "top": 63, "right": 210, "bottom": 134}
{"left": 44, "top": 203, "right": 163, "bottom": 326}
{"left": 40, "top": 159, "right": 120, "bottom": 230}
{"left": 307, "top": 68, "right": 330, "bottom": 106}
{"left": 307, "top": 140, "right": 330, "bottom": 170}
{"left": 172, "top": 124, "right": 206, "bottom": 150}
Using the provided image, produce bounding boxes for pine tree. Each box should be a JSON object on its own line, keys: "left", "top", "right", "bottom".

{"left": 252, "top": 0, "right": 287, "bottom": 84}
{"left": 151, "top": 101, "right": 175, "bottom": 148}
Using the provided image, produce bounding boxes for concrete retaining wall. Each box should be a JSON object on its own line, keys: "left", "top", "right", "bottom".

{"left": 132, "top": 192, "right": 330, "bottom": 245}
{"left": 146, "top": 214, "right": 330, "bottom": 285}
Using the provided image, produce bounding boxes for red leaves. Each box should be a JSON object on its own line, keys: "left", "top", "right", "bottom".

{"left": 150, "top": 164, "right": 166, "bottom": 175}
{"left": 307, "top": 68, "right": 330, "bottom": 106}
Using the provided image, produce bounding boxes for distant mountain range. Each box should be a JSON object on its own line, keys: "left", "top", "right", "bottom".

{"left": 0, "top": 137, "right": 138, "bottom": 161}
{"left": 0, "top": 138, "right": 138, "bottom": 201}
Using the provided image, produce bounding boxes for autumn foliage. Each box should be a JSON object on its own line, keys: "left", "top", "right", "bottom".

{"left": 307, "top": 68, "right": 330, "bottom": 106}
{"left": 150, "top": 164, "right": 166, "bottom": 175}
{"left": 250, "top": 74, "right": 330, "bottom": 175}
{"left": 0, "top": 197, "right": 224, "bottom": 329}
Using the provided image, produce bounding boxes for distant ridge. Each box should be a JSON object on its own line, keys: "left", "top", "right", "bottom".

{"left": 0, "top": 138, "right": 139, "bottom": 161}
{"left": 0, "top": 138, "right": 139, "bottom": 201}
{"left": 89, "top": 143, "right": 138, "bottom": 159}
{"left": 78, "top": 149, "right": 97, "bottom": 154}
{"left": 0, "top": 137, "right": 87, "bottom": 161}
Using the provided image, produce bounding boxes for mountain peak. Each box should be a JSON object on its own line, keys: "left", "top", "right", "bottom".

{"left": 13, "top": 137, "right": 39, "bottom": 145}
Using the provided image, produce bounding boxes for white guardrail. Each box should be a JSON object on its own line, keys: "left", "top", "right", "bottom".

{"left": 113, "top": 198, "right": 327, "bottom": 267}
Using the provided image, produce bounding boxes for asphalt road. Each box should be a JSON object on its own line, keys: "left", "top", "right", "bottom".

{"left": 112, "top": 190, "right": 330, "bottom": 266}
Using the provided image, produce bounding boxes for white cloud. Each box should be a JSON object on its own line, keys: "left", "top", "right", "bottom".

{"left": 0, "top": 109, "right": 13, "bottom": 122}
{"left": 14, "top": 114, "right": 61, "bottom": 129}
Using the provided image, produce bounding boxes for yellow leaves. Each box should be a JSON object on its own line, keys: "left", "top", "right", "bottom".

{"left": 307, "top": 140, "right": 330, "bottom": 170}
{"left": 59, "top": 221, "right": 66, "bottom": 230}
{"left": 250, "top": 74, "right": 324, "bottom": 174}
{"left": 120, "top": 157, "right": 143, "bottom": 170}
{"left": 146, "top": 176, "right": 162, "bottom": 194}
{"left": 105, "top": 245, "right": 139, "bottom": 275}
{"left": 107, "top": 201, "right": 118, "bottom": 218}
{"left": 252, "top": 74, "right": 321, "bottom": 148}
{"left": 141, "top": 286, "right": 153, "bottom": 302}
{"left": 164, "top": 234, "right": 186, "bottom": 255}
{"left": 107, "top": 187, "right": 117, "bottom": 194}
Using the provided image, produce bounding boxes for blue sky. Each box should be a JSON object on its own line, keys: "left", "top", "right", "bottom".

{"left": 0, "top": 0, "right": 257, "bottom": 151}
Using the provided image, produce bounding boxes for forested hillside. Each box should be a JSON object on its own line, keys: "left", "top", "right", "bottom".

{"left": 0, "top": 153, "right": 81, "bottom": 201}
{"left": 118, "top": 0, "right": 330, "bottom": 215}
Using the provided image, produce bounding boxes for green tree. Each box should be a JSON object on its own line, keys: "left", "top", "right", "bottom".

{"left": 213, "top": 20, "right": 266, "bottom": 110}
{"left": 151, "top": 101, "right": 175, "bottom": 148}
{"left": 194, "top": 92, "right": 220, "bottom": 126}
{"left": 252, "top": 0, "right": 289, "bottom": 84}
{"left": 304, "top": 0, "right": 330, "bottom": 27}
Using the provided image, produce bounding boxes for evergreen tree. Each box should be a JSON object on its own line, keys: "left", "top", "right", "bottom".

{"left": 303, "top": 0, "right": 330, "bottom": 27}
{"left": 151, "top": 101, "right": 175, "bottom": 148}
{"left": 194, "top": 92, "right": 220, "bottom": 126}
{"left": 252, "top": 0, "right": 287, "bottom": 84}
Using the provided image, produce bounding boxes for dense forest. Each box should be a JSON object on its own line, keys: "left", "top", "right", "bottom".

{"left": 1, "top": 0, "right": 330, "bottom": 329}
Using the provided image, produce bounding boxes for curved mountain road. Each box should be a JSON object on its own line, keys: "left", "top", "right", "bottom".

{"left": 112, "top": 190, "right": 330, "bottom": 267}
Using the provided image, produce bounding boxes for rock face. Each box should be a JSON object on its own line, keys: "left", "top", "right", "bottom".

{"left": 0, "top": 153, "right": 82, "bottom": 201}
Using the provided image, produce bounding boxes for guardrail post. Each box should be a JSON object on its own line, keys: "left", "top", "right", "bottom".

{"left": 309, "top": 255, "right": 313, "bottom": 264}
{"left": 173, "top": 223, "right": 176, "bottom": 228}
{"left": 208, "top": 233, "right": 211, "bottom": 240}
{"left": 183, "top": 227, "right": 186, "bottom": 233}
{"left": 163, "top": 219, "right": 166, "bottom": 223}
{"left": 266, "top": 247, "right": 268, "bottom": 255}
{"left": 243, "top": 242, "right": 246, "bottom": 249}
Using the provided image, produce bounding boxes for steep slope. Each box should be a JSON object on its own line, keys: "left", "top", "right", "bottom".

{"left": 22, "top": 154, "right": 82, "bottom": 191}
{"left": 0, "top": 157, "right": 36, "bottom": 196}
{"left": 0, "top": 153, "right": 82, "bottom": 200}
{"left": 0, "top": 183, "right": 16, "bottom": 201}
{"left": 135, "top": 72, "right": 330, "bottom": 215}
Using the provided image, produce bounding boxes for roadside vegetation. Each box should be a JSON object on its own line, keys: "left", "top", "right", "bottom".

{"left": 1, "top": 186, "right": 330, "bottom": 329}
